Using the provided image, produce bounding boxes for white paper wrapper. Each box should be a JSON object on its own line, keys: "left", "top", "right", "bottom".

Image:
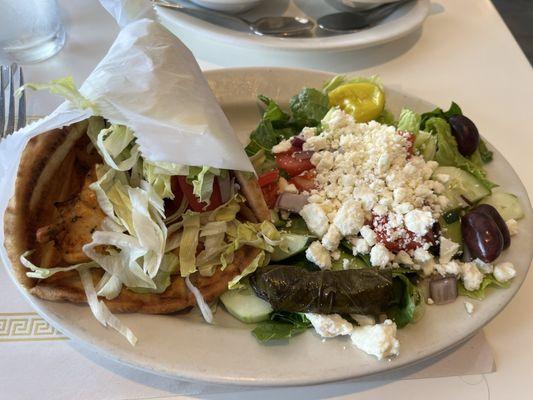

{"left": 99, "top": 0, "right": 154, "bottom": 27}
{"left": 0, "top": 17, "right": 254, "bottom": 261}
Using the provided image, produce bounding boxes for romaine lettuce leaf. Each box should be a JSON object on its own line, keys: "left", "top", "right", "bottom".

{"left": 458, "top": 274, "right": 510, "bottom": 300}
{"left": 387, "top": 272, "right": 423, "bottom": 328}
{"left": 420, "top": 102, "right": 462, "bottom": 129}
{"left": 397, "top": 109, "right": 421, "bottom": 134}
{"left": 252, "top": 312, "right": 311, "bottom": 342}
{"left": 289, "top": 88, "right": 330, "bottom": 127}
{"left": 258, "top": 94, "right": 289, "bottom": 125}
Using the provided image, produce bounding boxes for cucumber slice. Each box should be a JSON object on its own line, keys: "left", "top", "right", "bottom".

{"left": 220, "top": 283, "right": 273, "bottom": 324}
{"left": 439, "top": 216, "right": 462, "bottom": 245}
{"left": 433, "top": 166, "right": 490, "bottom": 206}
{"left": 479, "top": 192, "right": 524, "bottom": 220}
{"left": 271, "top": 233, "right": 309, "bottom": 261}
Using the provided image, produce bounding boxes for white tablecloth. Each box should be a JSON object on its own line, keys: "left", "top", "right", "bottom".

{"left": 1, "top": 0, "right": 532, "bottom": 399}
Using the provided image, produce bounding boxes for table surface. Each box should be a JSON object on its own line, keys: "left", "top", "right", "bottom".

{"left": 1, "top": 0, "right": 532, "bottom": 399}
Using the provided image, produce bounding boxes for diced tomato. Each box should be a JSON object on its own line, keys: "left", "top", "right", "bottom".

{"left": 372, "top": 214, "right": 436, "bottom": 253}
{"left": 290, "top": 169, "right": 316, "bottom": 191}
{"left": 173, "top": 176, "right": 222, "bottom": 212}
{"left": 166, "top": 179, "right": 185, "bottom": 215}
{"left": 261, "top": 182, "right": 279, "bottom": 209}
{"left": 258, "top": 169, "right": 279, "bottom": 187}
{"left": 398, "top": 130, "right": 415, "bottom": 157}
{"left": 275, "top": 151, "right": 314, "bottom": 177}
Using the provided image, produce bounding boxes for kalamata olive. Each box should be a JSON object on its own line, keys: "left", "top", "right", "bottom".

{"left": 471, "top": 204, "right": 511, "bottom": 249}
{"left": 461, "top": 211, "right": 503, "bottom": 263}
{"left": 448, "top": 115, "right": 480, "bottom": 157}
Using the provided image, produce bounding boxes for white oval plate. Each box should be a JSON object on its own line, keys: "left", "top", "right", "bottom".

{"left": 4, "top": 67, "right": 532, "bottom": 386}
{"left": 155, "top": 0, "right": 430, "bottom": 52}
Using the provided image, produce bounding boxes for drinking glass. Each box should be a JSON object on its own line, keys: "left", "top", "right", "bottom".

{"left": 0, "top": 0, "right": 66, "bottom": 64}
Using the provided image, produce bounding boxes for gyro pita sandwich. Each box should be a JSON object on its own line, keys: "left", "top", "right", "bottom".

{"left": 1, "top": 20, "right": 274, "bottom": 344}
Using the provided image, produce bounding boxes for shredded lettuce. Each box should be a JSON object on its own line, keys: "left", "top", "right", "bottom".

{"left": 187, "top": 166, "right": 221, "bottom": 204}
{"left": 129, "top": 186, "right": 167, "bottom": 278}
{"left": 92, "top": 124, "right": 140, "bottom": 171}
{"left": 179, "top": 211, "right": 201, "bottom": 277}
{"left": 228, "top": 250, "right": 266, "bottom": 290}
{"left": 185, "top": 276, "right": 214, "bottom": 324}
{"left": 131, "top": 252, "right": 180, "bottom": 295}
{"left": 21, "top": 251, "right": 96, "bottom": 279}
{"left": 79, "top": 267, "right": 137, "bottom": 346}
{"left": 19, "top": 76, "right": 96, "bottom": 111}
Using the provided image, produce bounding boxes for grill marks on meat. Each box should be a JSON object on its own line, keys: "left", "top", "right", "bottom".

{"left": 35, "top": 167, "right": 105, "bottom": 264}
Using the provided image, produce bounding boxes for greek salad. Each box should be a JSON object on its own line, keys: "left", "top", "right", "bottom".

{"left": 222, "top": 76, "right": 524, "bottom": 360}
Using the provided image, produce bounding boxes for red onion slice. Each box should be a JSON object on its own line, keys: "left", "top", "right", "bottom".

{"left": 291, "top": 136, "right": 305, "bottom": 150}
{"left": 292, "top": 151, "right": 314, "bottom": 160}
{"left": 275, "top": 192, "right": 309, "bottom": 213}
{"left": 218, "top": 173, "right": 232, "bottom": 203}
{"left": 429, "top": 276, "right": 458, "bottom": 305}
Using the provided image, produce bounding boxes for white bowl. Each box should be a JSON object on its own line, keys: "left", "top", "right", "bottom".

{"left": 330, "top": 0, "right": 403, "bottom": 11}
{"left": 189, "top": 0, "right": 264, "bottom": 14}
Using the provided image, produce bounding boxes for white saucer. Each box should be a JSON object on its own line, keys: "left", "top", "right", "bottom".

{"left": 155, "top": 0, "right": 430, "bottom": 52}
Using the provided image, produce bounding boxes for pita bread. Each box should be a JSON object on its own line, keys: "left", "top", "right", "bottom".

{"left": 3, "top": 120, "right": 267, "bottom": 314}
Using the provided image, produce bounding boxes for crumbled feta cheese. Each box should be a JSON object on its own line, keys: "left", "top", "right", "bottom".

{"left": 331, "top": 249, "right": 341, "bottom": 261}
{"left": 316, "top": 151, "right": 334, "bottom": 172}
{"left": 306, "top": 241, "right": 332, "bottom": 270}
{"left": 359, "top": 225, "right": 376, "bottom": 246}
{"left": 413, "top": 247, "right": 433, "bottom": 263}
{"left": 370, "top": 243, "right": 392, "bottom": 268}
{"left": 464, "top": 301, "right": 474, "bottom": 315}
{"left": 506, "top": 219, "right": 518, "bottom": 236}
{"left": 342, "top": 258, "right": 350, "bottom": 270}
{"left": 395, "top": 250, "right": 413, "bottom": 265}
{"left": 461, "top": 262, "right": 484, "bottom": 291}
{"left": 404, "top": 210, "right": 435, "bottom": 236}
{"left": 272, "top": 139, "right": 292, "bottom": 154}
{"left": 350, "top": 319, "right": 400, "bottom": 360}
{"left": 427, "top": 298, "right": 435, "bottom": 305}
{"left": 303, "top": 136, "right": 328, "bottom": 152}
{"left": 436, "top": 260, "right": 462, "bottom": 276}
{"left": 333, "top": 199, "right": 364, "bottom": 236}
{"left": 435, "top": 174, "right": 450, "bottom": 183}
{"left": 352, "top": 238, "right": 370, "bottom": 255}
{"left": 322, "top": 224, "right": 342, "bottom": 251}
{"left": 493, "top": 262, "right": 516, "bottom": 283}
{"left": 473, "top": 258, "right": 493, "bottom": 274}
{"left": 306, "top": 313, "right": 353, "bottom": 338}
{"left": 439, "top": 237, "right": 460, "bottom": 264}
{"left": 351, "top": 314, "right": 376, "bottom": 327}
{"left": 300, "top": 203, "right": 329, "bottom": 238}
{"left": 277, "top": 177, "right": 298, "bottom": 194}
{"left": 301, "top": 127, "right": 317, "bottom": 139}
{"left": 421, "top": 259, "right": 436, "bottom": 276}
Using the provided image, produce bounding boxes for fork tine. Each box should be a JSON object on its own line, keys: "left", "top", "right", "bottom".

{"left": 16, "top": 67, "right": 26, "bottom": 130}
{"left": 6, "top": 63, "right": 16, "bottom": 135}
{"left": 0, "top": 66, "right": 5, "bottom": 138}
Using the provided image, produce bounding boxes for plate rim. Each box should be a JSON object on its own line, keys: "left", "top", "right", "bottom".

{"left": 3, "top": 66, "right": 532, "bottom": 387}
{"left": 155, "top": 0, "right": 430, "bottom": 52}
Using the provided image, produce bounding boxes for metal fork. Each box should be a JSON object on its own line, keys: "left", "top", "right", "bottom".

{"left": 0, "top": 63, "right": 26, "bottom": 141}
